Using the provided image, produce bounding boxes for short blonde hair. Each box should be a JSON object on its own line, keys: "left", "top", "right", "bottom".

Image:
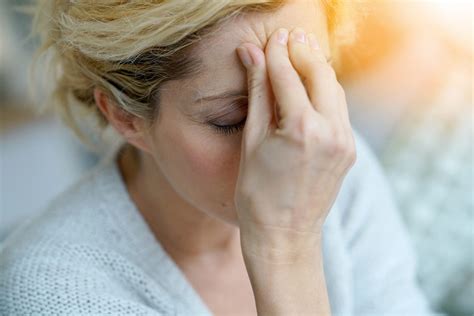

{"left": 31, "top": 0, "right": 356, "bottom": 151}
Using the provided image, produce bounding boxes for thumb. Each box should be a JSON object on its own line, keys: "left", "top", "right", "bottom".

{"left": 236, "top": 43, "right": 275, "bottom": 152}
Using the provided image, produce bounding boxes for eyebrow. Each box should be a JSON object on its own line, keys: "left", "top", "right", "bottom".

{"left": 193, "top": 89, "right": 248, "bottom": 104}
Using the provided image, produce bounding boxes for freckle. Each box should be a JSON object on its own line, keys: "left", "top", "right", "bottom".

{"left": 221, "top": 202, "right": 228, "bottom": 207}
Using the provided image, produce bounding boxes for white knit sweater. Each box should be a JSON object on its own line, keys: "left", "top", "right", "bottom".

{"left": 0, "top": 132, "right": 434, "bottom": 315}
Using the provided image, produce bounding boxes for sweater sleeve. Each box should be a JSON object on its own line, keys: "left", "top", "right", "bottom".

{"left": 0, "top": 240, "right": 172, "bottom": 316}
{"left": 339, "top": 132, "right": 435, "bottom": 315}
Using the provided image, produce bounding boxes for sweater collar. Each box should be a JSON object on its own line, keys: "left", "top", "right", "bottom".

{"left": 96, "top": 144, "right": 213, "bottom": 316}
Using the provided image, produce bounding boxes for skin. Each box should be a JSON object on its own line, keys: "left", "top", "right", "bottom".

{"left": 94, "top": 0, "right": 355, "bottom": 314}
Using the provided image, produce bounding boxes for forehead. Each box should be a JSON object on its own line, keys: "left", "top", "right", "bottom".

{"left": 198, "top": 0, "right": 329, "bottom": 55}
{"left": 169, "top": 0, "right": 330, "bottom": 103}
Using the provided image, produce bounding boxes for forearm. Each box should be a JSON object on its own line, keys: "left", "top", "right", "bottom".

{"left": 240, "top": 233, "right": 331, "bottom": 316}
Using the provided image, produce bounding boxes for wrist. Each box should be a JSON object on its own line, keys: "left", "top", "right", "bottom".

{"left": 240, "top": 235, "right": 330, "bottom": 316}
{"left": 239, "top": 226, "right": 323, "bottom": 265}
{"left": 238, "top": 226, "right": 330, "bottom": 316}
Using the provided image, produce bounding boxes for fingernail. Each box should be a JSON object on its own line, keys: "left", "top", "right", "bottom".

{"left": 292, "top": 28, "right": 306, "bottom": 44}
{"left": 307, "top": 33, "right": 320, "bottom": 50}
{"left": 237, "top": 46, "right": 253, "bottom": 67}
{"left": 277, "top": 28, "right": 288, "bottom": 45}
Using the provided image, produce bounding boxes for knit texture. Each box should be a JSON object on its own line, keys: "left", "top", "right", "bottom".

{"left": 0, "top": 131, "right": 434, "bottom": 315}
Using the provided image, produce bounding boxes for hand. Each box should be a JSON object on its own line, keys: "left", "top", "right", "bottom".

{"left": 235, "top": 27, "right": 356, "bottom": 262}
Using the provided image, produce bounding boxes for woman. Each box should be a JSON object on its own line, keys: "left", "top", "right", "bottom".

{"left": 0, "top": 0, "right": 432, "bottom": 315}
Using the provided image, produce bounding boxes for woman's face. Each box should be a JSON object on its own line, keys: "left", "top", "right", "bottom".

{"left": 142, "top": 0, "right": 331, "bottom": 225}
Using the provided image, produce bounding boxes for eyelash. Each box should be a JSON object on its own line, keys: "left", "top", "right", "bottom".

{"left": 210, "top": 117, "right": 247, "bottom": 135}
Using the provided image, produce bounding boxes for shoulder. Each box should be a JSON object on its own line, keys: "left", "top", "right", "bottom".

{"left": 1, "top": 157, "right": 113, "bottom": 252}
{"left": 0, "top": 157, "right": 106, "bottom": 277}
{"left": 331, "top": 128, "right": 412, "bottom": 260}
{"left": 0, "top": 157, "right": 170, "bottom": 314}
{"left": 332, "top": 130, "right": 432, "bottom": 313}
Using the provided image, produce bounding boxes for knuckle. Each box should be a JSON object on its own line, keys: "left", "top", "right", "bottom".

{"left": 323, "top": 129, "right": 346, "bottom": 157}
{"left": 286, "top": 114, "right": 310, "bottom": 142}
{"left": 300, "top": 113, "right": 320, "bottom": 137}
{"left": 348, "top": 133, "right": 358, "bottom": 158}
{"left": 345, "top": 141, "right": 357, "bottom": 167}
{"left": 279, "top": 112, "right": 319, "bottom": 148}
{"left": 297, "top": 112, "right": 322, "bottom": 146}
{"left": 332, "top": 139, "right": 347, "bottom": 156}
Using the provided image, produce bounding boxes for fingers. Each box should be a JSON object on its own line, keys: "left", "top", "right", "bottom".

{"left": 265, "top": 28, "right": 315, "bottom": 128}
{"left": 286, "top": 27, "right": 356, "bottom": 169}
{"left": 236, "top": 43, "right": 275, "bottom": 152}
{"left": 236, "top": 27, "right": 352, "bottom": 152}
{"left": 287, "top": 27, "right": 340, "bottom": 123}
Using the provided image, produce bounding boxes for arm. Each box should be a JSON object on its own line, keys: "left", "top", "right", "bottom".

{"left": 240, "top": 231, "right": 330, "bottom": 316}
{"left": 234, "top": 26, "right": 354, "bottom": 316}
{"left": 0, "top": 242, "right": 167, "bottom": 315}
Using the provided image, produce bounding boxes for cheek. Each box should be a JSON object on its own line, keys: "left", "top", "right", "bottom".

{"left": 156, "top": 121, "right": 242, "bottom": 208}
{"left": 184, "top": 133, "right": 240, "bottom": 181}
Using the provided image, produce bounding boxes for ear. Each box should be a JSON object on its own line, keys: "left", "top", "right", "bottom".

{"left": 93, "top": 87, "right": 152, "bottom": 154}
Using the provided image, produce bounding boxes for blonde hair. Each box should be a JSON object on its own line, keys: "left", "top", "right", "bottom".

{"left": 31, "top": 0, "right": 356, "bottom": 152}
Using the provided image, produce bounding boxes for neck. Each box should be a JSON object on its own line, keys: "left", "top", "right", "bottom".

{"left": 116, "top": 144, "right": 241, "bottom": 264}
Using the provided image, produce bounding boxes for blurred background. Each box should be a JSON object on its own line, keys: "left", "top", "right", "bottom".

{"left": 0, "top": 0, "right": 472, "bottom": 315}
